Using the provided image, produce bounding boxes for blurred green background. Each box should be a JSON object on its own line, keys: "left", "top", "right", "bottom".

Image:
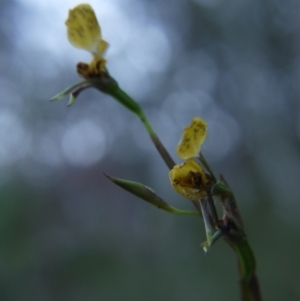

{"left": 0, "top": 0, "right": 300, "bottom": 300}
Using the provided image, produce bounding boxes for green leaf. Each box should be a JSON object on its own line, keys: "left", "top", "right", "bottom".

{"left": 67, "top": 94, "right": 77, "bottom": 106}
{"left": 50, "top": 80, "right": 89, "bottom": 101}
{"left": 104, "top": 174, "right": 201, "bottom": 217}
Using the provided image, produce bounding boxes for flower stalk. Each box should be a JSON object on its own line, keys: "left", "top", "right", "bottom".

{"left": 100, "top": 78, "right": 176, "bottom": 169}
{"left": 51, "top": 4, "right": 263, "bottom": 300}
{"left": 102, "top": 83, "right": 262, "bottom": 300}
{"left": 56, "top": 73, "right": 261, "bottom": 300}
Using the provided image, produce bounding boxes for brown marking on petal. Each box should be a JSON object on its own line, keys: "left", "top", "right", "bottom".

{"left": 76, "top": 57, "right": 107, "bottom": 79}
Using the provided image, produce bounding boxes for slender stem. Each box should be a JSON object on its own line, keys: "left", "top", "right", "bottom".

{"left": 201, "top": 228, "right": 223, "bottom": 253}
{"left": 199, "top": 146, "right": 261, "bottom": 300}
{"left": 199, "top": 198, "right": 214, "bottom": 246}
{"left": 240, "top": 274, "right": 262, "bottom": 301}
{"left": 199, "top": 152, "right": 217, "bottom": 183}
{"left": 207, "top": 191, "right": 218, "bottom": 224}
{"left": 101, "top": 81, "right": 202, "bottom": 214}
{"left": 225, "top": 235, "right": 262, "bottom": 301}
{"left": 89, "top": 74, "right": 262, "bottom": 300}
{"left": 107, "top": 85, "right": 142, "bottom": 114}
{"left": 107, "top": 85, "right": 176, "bottom": 170}
{"left": 139, "top": 112, "right": 175, "bottom": 170}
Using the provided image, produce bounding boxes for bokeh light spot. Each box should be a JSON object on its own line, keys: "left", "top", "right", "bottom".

{"left": 61, "top": 119, "right": 106, "bottom": 167}
{"left": 0, "top": 110, "right": 31, "bottom": 166}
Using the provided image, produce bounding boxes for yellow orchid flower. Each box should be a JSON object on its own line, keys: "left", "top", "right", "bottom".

{"left": 65, "top": 4, "right": 109, "bottom": 78}
{"left": 169, "top": 158, "right": 207, "bottom": 200}
{"left": 169, "top": 117, "right": 208, "bottom": 200}
{"left": 176, "top": 117, "right": 207, "bottom": 160}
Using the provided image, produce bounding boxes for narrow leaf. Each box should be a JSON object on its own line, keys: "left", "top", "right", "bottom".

{"left": 104, "top": 173, "right": 201, "bottom": 217}
{"left": 50, "top": 80, "right": 89, "bottom": 101}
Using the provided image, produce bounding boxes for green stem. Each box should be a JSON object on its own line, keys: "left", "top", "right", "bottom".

{"left": 240, "top": 274, "right": 262, "bottom": 301}
{"left": 92, "top": 76, "right": 201, "bottom": 213}
{"left": 225, "top": 235, "right": 262, "bottom": 301}
{"left": 88, "top": 74, "right": 262, "bottom": 300}
{"left": 233, "top": 238, "right": 256, "bottom": 281}
{"left": 199, "top": 152, "right": 217, "bottom": 183}
{"left": 201, "top": 228, "right": 223, "bottom": 253}
{"left": 108, "top": 85, "right": 143, "bottom": 115}
{"left": 200, "top": 156, "right": 261, "bottom": 300}
{"left": 139, "top": 112, "right": 175, "bottom": 170}
{"left": 199, "top": 198, "right": 214, "bottom": 247}
{"left": 107, "top": 84, "right": 175, "bottom": 170}
{"left": 207, "top": 191, "right": 218, "bottom": 224}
